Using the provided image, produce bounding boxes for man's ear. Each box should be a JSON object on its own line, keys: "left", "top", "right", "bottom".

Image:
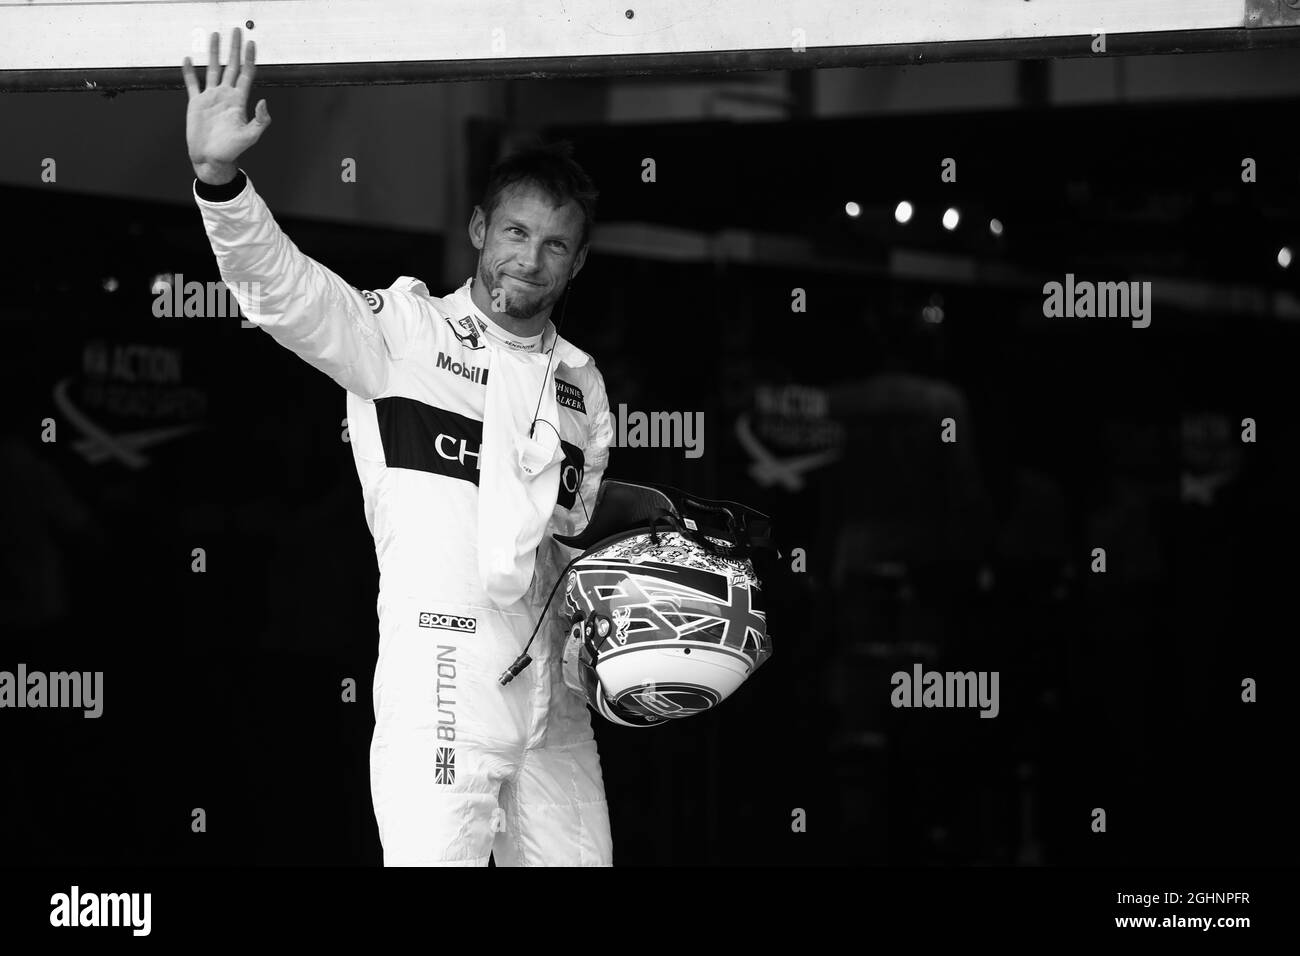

{"left": 468, "top": 206, "right": 486, "bottom": 250}
{"left": 570, "top": 245, "right": 589, "bottom": 280}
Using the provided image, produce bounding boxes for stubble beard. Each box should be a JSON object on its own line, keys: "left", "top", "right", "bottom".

{"left": 481, "top": 263, "right": 551, "bottom": 322}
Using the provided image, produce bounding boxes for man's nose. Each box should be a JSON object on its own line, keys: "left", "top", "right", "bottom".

{"left": 514, "top": 242, "right": 544, "bottom": 273}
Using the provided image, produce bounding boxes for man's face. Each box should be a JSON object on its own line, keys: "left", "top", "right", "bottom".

{"left": 470, "top": 182, "right": 588, "bottom": 322}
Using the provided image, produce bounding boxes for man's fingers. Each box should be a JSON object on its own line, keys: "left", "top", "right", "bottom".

{"left": 206, "top": 32, "right": 220, "bottom": 89}
{"left": 235, "top": 40, "right": 257, "bottom": 97}
{"left": 252, "top": 99, "right": 272, "bottom": 129}
{"left": 181, "top": 57, "right": 200, "bottom": 98}
{"left": 224, "top": 26, "right": 242, "bottom": 87}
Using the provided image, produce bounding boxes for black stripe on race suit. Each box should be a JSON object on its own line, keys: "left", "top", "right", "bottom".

{"left": 375, "top": 396, "right": 585, "bottom": 509}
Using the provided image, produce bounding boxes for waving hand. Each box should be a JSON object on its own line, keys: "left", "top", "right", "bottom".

{"left": 182, "top": 28, "right": 271, "bottom": 185}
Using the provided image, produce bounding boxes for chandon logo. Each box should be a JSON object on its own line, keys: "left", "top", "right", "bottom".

{"left": 435, "top": 434, "right": 481, "bottom": 469}
{"left": 561, "top": 463, "right": 581, "bottom": 494}
{"left": 372, "top": 398, "right": 584, "bottom": 509}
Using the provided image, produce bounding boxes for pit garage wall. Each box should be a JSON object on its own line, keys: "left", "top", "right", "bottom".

{"left": 0, "top": 47, "right": 1296, "bottom": 240}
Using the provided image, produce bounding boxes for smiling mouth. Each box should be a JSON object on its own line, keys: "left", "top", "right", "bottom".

{"left": 505, "top": 275, "right": 540, "bottom": 286}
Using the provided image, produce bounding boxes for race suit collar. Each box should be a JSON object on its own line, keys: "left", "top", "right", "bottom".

{"left": 455, "top": 277, "right": 589, "bottom": 368}
{"left": 462, "top": 278, "right": 543, "bottom": 352}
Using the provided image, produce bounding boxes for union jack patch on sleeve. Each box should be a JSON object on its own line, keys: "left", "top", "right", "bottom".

{"left": 434, "top": 747, "right": 456, "bottom": 785}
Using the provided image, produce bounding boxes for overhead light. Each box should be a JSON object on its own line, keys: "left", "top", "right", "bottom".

{"left": 942, "top": 208, "right": 960, "bottom": 231}
{"left": 894, "top": 201, "right": 914, "bottom": 224}
{"left": 989, "top": 218, "right": 1004, "bottom": 237}
{"left": 845, "top": 201, "right": 862, "bottom": 218}
{"left": 1279, "top": 246, "right": 1293, "bottom": 269}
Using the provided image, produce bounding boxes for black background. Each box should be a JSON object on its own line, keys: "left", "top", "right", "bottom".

{"left": 1, "top": 98, "right": 1296, "bottom": 867}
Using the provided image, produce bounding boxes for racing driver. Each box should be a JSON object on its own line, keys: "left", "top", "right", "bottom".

{"left": 183, "top": 29, "right": 616, "bottom": 866}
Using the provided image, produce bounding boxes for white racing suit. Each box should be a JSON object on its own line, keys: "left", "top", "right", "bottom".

{"left": 194, "top": 171, "right": 615, "bottom": 866}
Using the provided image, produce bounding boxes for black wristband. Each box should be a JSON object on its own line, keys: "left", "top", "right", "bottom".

{"left": 194, "top": 169, "right": 248, "bottom": 202}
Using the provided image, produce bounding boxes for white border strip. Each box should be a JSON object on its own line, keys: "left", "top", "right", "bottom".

{"left": 0, "top": 0, "right": 1250, "bottom": 72}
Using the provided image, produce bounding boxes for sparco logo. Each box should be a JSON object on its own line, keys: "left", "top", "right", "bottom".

{"left": 419, "top": 612, "right": 478, "bottom": 633}
{"left": 436, "top": 351, "right": 488, "bottom": 385}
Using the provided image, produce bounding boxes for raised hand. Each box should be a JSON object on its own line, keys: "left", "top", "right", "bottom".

{"left": 182, "top": 28, "right": 271, "bottom": 185}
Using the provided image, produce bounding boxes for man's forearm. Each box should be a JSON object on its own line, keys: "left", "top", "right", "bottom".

{"left": 193, "top": 170, "right": 392, "bottom": 398}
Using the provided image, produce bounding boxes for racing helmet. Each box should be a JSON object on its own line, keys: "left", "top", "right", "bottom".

{"left": 552, "top": 481, "right": 776, "bottom": 728}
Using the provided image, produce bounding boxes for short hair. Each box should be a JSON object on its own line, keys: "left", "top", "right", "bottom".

{"left": 478, "top": 139, "right": 599, "bottom": 249}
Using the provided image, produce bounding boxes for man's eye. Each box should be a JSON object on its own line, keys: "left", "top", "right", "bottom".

{"left": 508, "top": 227, "right": 525, "bottom": 235}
